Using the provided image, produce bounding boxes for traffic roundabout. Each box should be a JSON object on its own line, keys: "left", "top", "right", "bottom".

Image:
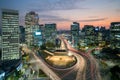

{"left": 45, "top": 55, "right": 77, "bottom": 69}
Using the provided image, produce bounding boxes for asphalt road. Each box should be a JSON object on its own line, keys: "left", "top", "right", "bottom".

{"left": 23, "top": 36, "right": 101, "bottom": 80}
{"left": 62, "top": 37, "right": 101, "bottom": 80}
{"left": 23, "top": 46, "right": 61, "bottom": 80}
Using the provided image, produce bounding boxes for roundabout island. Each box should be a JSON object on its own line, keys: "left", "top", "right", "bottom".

{"left": 42, "top": 39, "right": 77, "bottom": 69}
{"left": 45, "top": 51, "right": 77, "bottom": 69}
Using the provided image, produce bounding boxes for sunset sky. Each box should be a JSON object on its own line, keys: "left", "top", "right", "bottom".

{"left": 0, "top": 0, "right": 120, "bottom": 30}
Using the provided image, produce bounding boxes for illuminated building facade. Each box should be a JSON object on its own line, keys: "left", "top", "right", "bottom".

{"left": 84, "top": 25, "right": 95, "bottom": 45}
{"left": 1, "top": 9, "right": 20, "bottom": 60}
{"left": 0, "top": 36, "right": 1, "bottom": 48}
{"left": 25, "top": 11, "right": 39, "bottom": 46}
{"left": 71, "top": 22, "right": 80, "bottom": 46}
{"left": 110, "top": 22, "right": 120, "bottom": 48}
{"left": 45, "top": 23, "right": 57, "bottom": 42}
{"left": 0, "top": 36, "right": 1, "bottom": 60}
{"left": 33, "top": 30, "right": 43, "bottom": 46}
{"left": 19, "top": 26, "right": 25, "bottom": 43}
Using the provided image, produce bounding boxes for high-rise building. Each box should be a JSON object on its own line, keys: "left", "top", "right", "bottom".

{"left": 71, "top": 22, "right": 80, "bottom": 46}
{"left": 99, "top": 26, "right": 110, "bottom": 41}
{"left": 0, "top": 36, "right": 1, "bottom": 48}
{"left": 0, "top": 9, "right": 20, "bottom": 60}
{"left": 110, "top": 22, "right": 120, "bottom": 48}
{"left": 0, "top": 36, "right": 1, "bottom": 60}
{"left": 33, "top": 30, "right": 43, "bottom": 46}
{"left": 19, "top": 26, "right": 25, "bottom": 43}
{"left": 39, "top": 24, "right": 45, "bottom": 44}
{"left": 0, "top": 32, "right": 1, "bottom": 60}
{"left": 94, "top": 27, "right": 100, "bottom": 45}
{"left": 83, "top": 25, "right": 95, "bottom": 45}
{"left": 45, "top": 23, "right": 57, "bottom": 42}
{"left": 25, "top": 11, "right": 40, "bottom": 46}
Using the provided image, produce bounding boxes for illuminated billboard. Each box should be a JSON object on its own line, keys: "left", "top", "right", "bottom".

{"left": 95, "top": 28, "right": 99, "bottom": 31}
{"left": 35, "top": 32, "right": 41, "bottom": 35}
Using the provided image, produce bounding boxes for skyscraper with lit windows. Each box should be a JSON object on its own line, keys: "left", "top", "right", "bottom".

{"left": 0, "top": 9, "right": 20, "bottom": 60}
{"left": 110, "top": 22, "right": 120, "bottom": 48}
{"left": 71, "top": 22, "right": 80, "bottom": 46}
{"left": 45, "top": 23, "right": 57, "bottom": 42}
{"left": 84, "top": 25, "right": 95, "bottom": 45}
{"left": 25, "top": 11, "right": 40, "bottom": 46}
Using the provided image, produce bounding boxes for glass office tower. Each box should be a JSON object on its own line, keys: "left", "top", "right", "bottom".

{"left": 1, "top": 9, "right": 20, "bottom": 60}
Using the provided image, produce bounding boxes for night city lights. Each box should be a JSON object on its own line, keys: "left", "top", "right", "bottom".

{"left": 0, "top": 0, "right": 120, "bottom": 80}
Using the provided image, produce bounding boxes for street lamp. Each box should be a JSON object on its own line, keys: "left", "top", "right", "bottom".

{"left": 68, "top": 51, "right": 72, "bottom": 56}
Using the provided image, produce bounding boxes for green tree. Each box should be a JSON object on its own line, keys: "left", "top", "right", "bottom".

{"left": 40, "top": 44, "right": 46, "bottom": 50}
{"left": 45, "top": 41, "right": 55, "bottom": 49}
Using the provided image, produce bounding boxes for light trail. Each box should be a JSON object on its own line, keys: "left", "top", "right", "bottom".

{"left": 22, "top": 35, "right": 101, "bottom": 80}
{"left": 62, "top": 36, "right": 101, "bottom": 80}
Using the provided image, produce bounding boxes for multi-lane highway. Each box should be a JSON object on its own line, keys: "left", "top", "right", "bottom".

{"left": 62, "top": 37, "right": 101, "bottom": 80}
{"left": 23, "top": 46, "right": 61, "bottom": 80}
{"left": 30, "top": 51, "right": 61, "bottom": 80}
{"left": 55, "top": 38, "right": 86, "bottom": 80}
{"left": 23, "top": 36, "right": 101, "bottom": 80}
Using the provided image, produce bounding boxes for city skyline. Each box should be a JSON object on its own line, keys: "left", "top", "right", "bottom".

{"left": 0, "top": 7, "right": 120, "bottom": 80}
{"left": 0, "top": 0, "right": 120, "bottom": 30}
